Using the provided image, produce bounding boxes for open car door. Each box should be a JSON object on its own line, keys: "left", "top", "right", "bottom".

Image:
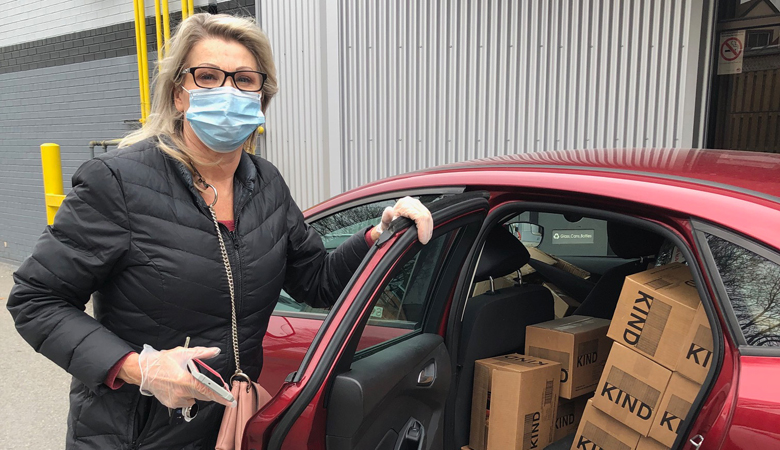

{"left": 245, "top": 191, "right": 490, "bottom": 450}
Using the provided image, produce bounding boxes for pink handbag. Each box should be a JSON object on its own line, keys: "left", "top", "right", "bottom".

{"left": 215, "top": 375, "right": 272, "bottom": 450}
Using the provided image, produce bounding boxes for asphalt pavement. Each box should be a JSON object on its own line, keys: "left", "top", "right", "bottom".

{"left": 0, "top": 261, "right": 71, "bottom": 449}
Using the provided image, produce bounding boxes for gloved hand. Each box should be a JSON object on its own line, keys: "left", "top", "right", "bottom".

{"left": 138, "top": 344, "right": 235, "bottom": 409}
{"left": 373, "top": 197, "right": 433, "bottom": 245}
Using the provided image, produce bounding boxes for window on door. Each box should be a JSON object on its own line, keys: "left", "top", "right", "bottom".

{"left": 273, "top": 195, "right": 445, "bottom": 317}
{"left": 353, "top": 230, "right": 455, "bottom": 354}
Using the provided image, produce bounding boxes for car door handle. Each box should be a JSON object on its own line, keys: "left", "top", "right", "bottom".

{"left": 417, "top": 362, "right": 436, "bottom": 386}
{"left": 395, "top": 418, "right": 425, "bottom": 450}
{"left": 689, "top": 435, "right": 704, "bottom": 449}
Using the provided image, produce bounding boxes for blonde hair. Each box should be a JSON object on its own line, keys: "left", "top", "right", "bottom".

{"left": 119, "top": 13, "right": 278, "bottom": 170}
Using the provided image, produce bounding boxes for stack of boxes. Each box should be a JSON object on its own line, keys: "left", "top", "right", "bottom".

{"left": 467, "top": 316, "right": 612, "bottom": 450}
{"left": 465, "top": 263, "right": 713, "bottom": 450}
{"left": 573, "top": 263, "right": 714, "bottom": 450}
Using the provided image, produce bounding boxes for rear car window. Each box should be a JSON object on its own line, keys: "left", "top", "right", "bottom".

{"left": 705, "top": 233, "right": 780, "bottom": 347}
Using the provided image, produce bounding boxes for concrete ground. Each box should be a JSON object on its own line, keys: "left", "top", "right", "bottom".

{"left": 0, "top": 261, "right": 71, "bottom": 449}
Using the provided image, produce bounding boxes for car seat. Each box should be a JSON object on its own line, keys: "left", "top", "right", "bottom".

{"left": 573, "top": 222, "right": 665, "bottom": 319}
{"left": 454, "top": 226, "right": 555, "bottom": 448}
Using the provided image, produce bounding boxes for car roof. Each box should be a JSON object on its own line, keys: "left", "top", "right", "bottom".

{"left": 306, "top": 148, "right": 780, "bottom": 250}
{"left": 423, "top": 148, "right": 780, "bottom": 202}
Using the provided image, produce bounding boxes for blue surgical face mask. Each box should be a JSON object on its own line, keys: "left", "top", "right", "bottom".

{"left": 183, "top": 86, "right": 265, "bottom": 153}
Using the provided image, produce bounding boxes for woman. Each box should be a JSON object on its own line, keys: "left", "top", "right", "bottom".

{"left": 7, "top": 13, "right": 432, "bottom": 449}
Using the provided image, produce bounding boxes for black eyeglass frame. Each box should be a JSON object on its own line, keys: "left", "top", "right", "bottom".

{"left": 181, "top": 67, "right": 268, "bottom": 92}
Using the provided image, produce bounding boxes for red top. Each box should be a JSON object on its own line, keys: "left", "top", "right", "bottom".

{"left": 219, "top": 220, "right": 235, "bottom": 232}
{"left": 105, "top": 352, "right": 132, "bottom": 389}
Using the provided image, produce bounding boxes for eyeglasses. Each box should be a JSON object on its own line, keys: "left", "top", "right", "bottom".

{"left": 181, "top": 67, "right": 267, "bottom": 92}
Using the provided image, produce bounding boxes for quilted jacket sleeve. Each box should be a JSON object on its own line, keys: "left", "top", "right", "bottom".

{"left": 7, "top": 158, "right": 135, "bottom": 393}
{"left": 282, "top": 185, "right": 371, "bottom": 309}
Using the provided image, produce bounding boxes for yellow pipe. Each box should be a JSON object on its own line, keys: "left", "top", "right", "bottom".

{"left": 40, "top": 143, "right": 65, "bottom": 225}
{"left": 181, "top": 0, "right": 188, "bottom": 20}
{"left": 187, "top": 0, "right": 194, "bottom": 17}
{"left": 139, "top": 0, "right": 151, "bottom": 119}
{"left": 162, "top": 0, "right": 171, "bottom": 49}
{"left": 133, "top": 0, "right": 147, "bottom": 122}
{"left": 154, "top": 0, "right": 163, "bottom": 60}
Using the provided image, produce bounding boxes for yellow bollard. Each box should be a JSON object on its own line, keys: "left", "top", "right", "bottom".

{"left": 40, "top": 143, "right": 66, "bottom": 225}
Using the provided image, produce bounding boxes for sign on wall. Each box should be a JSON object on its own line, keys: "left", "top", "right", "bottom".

{"left": 717, "top": 30, "right": 745, "bottom": 75}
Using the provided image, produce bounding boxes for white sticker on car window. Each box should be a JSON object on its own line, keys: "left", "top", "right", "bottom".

{"left": 551, "top": 229, "right": 595, "bottom": 245}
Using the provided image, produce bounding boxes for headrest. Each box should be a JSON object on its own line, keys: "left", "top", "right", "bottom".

{"left": 607, "top": 222, "right": 665, "bottom": 259}
{"left": 474, "top": 226, "right": 531, "bottom": 282}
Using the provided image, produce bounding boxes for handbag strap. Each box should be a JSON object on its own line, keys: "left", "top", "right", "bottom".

{"left": 193, "top": 171, "right": 245, "bottom": 381}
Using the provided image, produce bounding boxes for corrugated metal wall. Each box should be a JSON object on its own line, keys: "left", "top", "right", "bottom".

{"left": 258, "top": 0, "right": 334, "bottom": 210}
{"left": 260, "top": 0, "right": 712, "bottom": 209}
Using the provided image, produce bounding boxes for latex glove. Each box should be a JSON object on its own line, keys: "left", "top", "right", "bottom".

{"left": 138, "top": 344, "right": 235, "bottom": 409}
{"left": 373, "top": 197, "right": 433, "bottom": 245}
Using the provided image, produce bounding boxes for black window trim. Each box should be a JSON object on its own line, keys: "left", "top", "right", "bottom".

{"left": 269, "top": 309, "right": 417, "bottom": 331}
{"left": 692, "top": 219, "right": 780, "bottom": 357}
{"left": 352, "top": 213, "right": 485, "bottom": 362}
{"left": 271, "top": 310, "right": 327, "bottom": 320}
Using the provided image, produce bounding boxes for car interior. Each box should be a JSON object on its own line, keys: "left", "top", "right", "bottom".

{"left": 453, "top": 207, "right": 702, "bottom": 450}
{"left": 281, "top": 197, "right": 715, "bottom": 450}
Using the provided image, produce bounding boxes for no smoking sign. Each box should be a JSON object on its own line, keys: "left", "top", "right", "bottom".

{"left": 720, "top": 37, "right": 743, "bottom": 61}
{"left": 718, "top": 30, "right": 745, "bottom": 75}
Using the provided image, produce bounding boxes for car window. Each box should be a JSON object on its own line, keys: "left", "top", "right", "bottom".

{"left": 705, "top": 233, "right": 780, "bottom": 347}
{"left": 310, "top": 202, "right": 395, "bottom": 252}
{"left": 511, "top": 212, "right": 612, "bottom": 257}
{"left": 354, "top": 228, "right": 455, "bottom": 355}
{"left": 274, "top": 195, "right": 443, "bottom": 317}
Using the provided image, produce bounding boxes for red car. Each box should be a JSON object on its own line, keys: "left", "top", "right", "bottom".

{"left": 251, "top": 148, "right": 780, "bottom": 450}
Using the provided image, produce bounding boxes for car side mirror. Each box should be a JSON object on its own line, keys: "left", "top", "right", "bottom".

{"left": 507, "top": 222, "right": 544, "bottom": 248}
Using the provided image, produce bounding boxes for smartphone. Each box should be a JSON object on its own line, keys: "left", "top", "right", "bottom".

{"left": 187, "top": 358, "right": 235, "bottom": 404}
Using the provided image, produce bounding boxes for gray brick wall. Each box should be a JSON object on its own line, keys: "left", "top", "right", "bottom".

{"left": 0, "top": 0, "right": 257, "bottom": 265}
{"left": 0, "top": 55, "right": 141, "bottom": 264}
{"left": 1, "top": 0, "right": 258, "bottom": 75}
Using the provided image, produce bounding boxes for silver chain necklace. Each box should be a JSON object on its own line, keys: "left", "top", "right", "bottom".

{"left": 193, "top": 170, "right": 248, "bottom": 383}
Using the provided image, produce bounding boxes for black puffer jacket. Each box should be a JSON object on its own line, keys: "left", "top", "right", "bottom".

{"left": 7, "top": 139, "right": 369, "bottom": 449}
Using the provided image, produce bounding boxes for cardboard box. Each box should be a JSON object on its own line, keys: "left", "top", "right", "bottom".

{"left": 544, "top": 282, "right": 582, "bottom": 318}
{"left": 526, "top": 316, "right": 612, "bottom": 399}
{"left": 636, "top": 437, "right": 670, "bottom": 450}
{"left": 607, "top": 263, "right": 701, "bottom": 370}
{"left": 553, "top": 255, "right": 591, "bottom": 280}
{"left": 593, "top": 342, "right": 671, "bottom": 435}
{"left": 554, "top": 396, "right": 588, "bottom": 441}
{"left": 527, "top": 247, "right": 590, "bottom": 279}
{"left": 571, "top": 399, "right": 640, "bottom": 450}
{"left": 648, "top": 374, "right": 700, "bottom": 447}
{"left": 470, "top": 354, "right": 561, "bottom": 450}
{"left": 675, "top": 304, "right": 714, "bottom": 384}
